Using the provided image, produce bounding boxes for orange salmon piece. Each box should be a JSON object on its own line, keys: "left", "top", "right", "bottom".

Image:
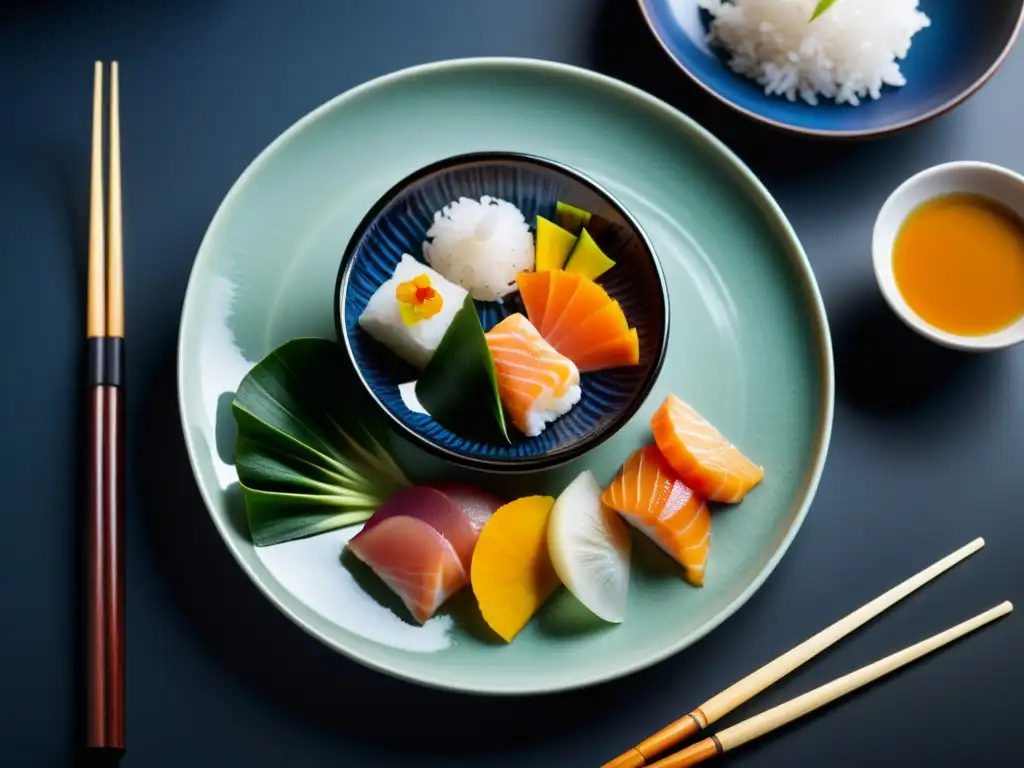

{"left": 485, "top": 313, "right": 581, "bottom": 437}
{"left": 544, "top": 274, "right": 608, "bottom": 349}
{"left": 602, "top": 445, "right": 710, "bottom": 586}
{"left": 540, "top": 270, "right": 583, "bottom": 337}
{"left": 650, "top": 394, "right": 764, "bottom": 504}
{"left": 515, "top": 271, "right": 550, "bottom": 331}
{"left": 568, "top": 328, "right": 639, "bottom": 372}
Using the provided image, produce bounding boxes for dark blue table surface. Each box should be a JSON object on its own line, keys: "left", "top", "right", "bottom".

{"left": 2, "top": 1, "right": 1021, "bottom": 766}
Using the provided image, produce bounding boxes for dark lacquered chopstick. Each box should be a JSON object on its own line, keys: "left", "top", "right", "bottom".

{"left": 86, "top": 60, "right": 125, "bottom": 758}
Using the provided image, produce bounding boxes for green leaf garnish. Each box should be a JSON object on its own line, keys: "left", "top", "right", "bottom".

{"left": 415, "top": 294, "right": 510, "bottom": 443}
{"left": 232, "top": 337, "right": 410, "bottom": 546}
{"left": 810, "top": 0, "right": 839, "bottom": 21}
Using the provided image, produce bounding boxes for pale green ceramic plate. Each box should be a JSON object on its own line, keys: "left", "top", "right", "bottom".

{"left": 177, "top": 57, "right": 834, "bottom": 695}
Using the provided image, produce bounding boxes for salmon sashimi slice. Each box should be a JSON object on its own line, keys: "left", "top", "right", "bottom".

{"left": 650, "top": 393, "right": 764, "bottom": 503}
{"left": 563, "top": 327, "right": 639, "bottom": 373}
{"left": 564, "top": 298, "right": 629, "bottom": 342}
{"left": 347, "top": 515, "right": 467, "bottom": 623}
{"left": 540, "top": 270, "right": 583, "bottom": 337}
{"left": 355, "top": 486, "right": 480, "bottom": 570}
{"left": 515, "top": 271, "right": 550, "bottom": 331}
{"left": 602, "top": 445, "right": 711, "bottom": 586}
{"left": 517, "top": 269, "right": 639, "bottom": 372}
{"left": 484, "top": 313, "right": 582, "bottom": 437}
{"left": 544, "top": 273, "right": 609, "bottom": 350}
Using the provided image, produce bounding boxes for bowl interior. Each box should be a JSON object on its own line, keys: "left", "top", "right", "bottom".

{"left": 640, "top": 0, "right": 1024, "bottom": 135}
{"left": 873, "top": 162, "right": 1024, "bottom": 350}
{"left": 337, "top": 154, "right": 668, "bottom": 469}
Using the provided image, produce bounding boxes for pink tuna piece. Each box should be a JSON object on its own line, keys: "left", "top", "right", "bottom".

{"left": 356, "top": 486, "right": 478, "bottom": 570}
{"left": 346, "top": 516, "right": 466, "bottom": 624}
{"left": 346, "top": 484, "right": 505, "bottom": 622}
{"left": 428, "top": 482, "right": 504, "bottom": 535}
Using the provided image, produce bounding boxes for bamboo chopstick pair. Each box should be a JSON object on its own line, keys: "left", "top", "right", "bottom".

{"left": 86, "top": 60, "right": 125, "bottom": 758}
{"left": 603, "top": 537, "right": 1011, "bottom": 768}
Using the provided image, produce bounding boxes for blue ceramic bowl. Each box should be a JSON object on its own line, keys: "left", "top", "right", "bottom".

{"left": 639, "top": 0, "right": 1024, "bottom": 138}
{"left": 335, "top": 152, "right": 669, "bottom": 472}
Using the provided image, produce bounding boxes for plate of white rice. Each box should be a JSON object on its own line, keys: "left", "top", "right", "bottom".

{"left": 637, "top": 0, "right": 1024, "bottom": 137}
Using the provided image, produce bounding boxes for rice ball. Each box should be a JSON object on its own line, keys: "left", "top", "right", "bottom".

{"left": 422, "top": 196, "right": 535, "bottom": 302}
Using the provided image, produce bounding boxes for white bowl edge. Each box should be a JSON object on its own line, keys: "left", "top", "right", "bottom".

{"left": 872, "top": 160, "right": 1024, "bottom": 352}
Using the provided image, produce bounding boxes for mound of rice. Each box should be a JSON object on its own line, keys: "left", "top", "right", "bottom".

{"left": 422, "top": 196, "right": 535, "bottom": 302}
{"left": 697, "top": 0, "right": 931, "bottom": 106}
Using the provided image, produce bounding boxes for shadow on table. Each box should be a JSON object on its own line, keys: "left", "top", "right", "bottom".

{"left": 0, "top": 0, "right": 208, "bottom": 22}
{"left": 136, "top": 346, "right": 700, "bottom": 762}
{"left": 830, "top": 284, "right": 1005, "bottom": 416}
{"left": 586, "top": 0, "right": 957, "bottom": 193}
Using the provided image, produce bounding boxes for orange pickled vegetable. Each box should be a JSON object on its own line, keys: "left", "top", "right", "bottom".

{"left": 470, "top": 495, "right": 560, "bottom": 642}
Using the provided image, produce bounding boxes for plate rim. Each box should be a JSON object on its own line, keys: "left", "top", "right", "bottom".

{"left": 636, "top": 0, "right": 1024, "bottom": 139}
{"left": 176, "top": 55, "right": 836, "bottom": 695}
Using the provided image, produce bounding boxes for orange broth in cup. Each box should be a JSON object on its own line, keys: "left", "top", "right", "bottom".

{"left": 893, "top": 193, "right": 1024, "bottom": 336}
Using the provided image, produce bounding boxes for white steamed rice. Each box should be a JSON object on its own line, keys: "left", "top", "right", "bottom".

{"left": 697, "top": 0, "right": 931, "bottom": 106}
{"left": 422, "top": 196, "right": 535, "bottom": 302}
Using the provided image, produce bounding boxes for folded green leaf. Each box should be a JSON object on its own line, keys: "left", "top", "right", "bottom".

{"left": 415, "top": 294, "right": 509, "bottom": 444}
{"left": 810, "top": 0, "right": 839, "bottom": 21}
{"left": 237, "top": 483, "right": 378, "bottom": 547}
{"left": 235, "top": 435, "right": 384, "bottom": 499}
{"left": 232, "top": 337, "right": 410, "bottom": 546}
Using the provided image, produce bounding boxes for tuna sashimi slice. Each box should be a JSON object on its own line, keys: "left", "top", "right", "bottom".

{"left": 602, "top": 445, "right": 711, "bottom": 587}
{"left": 650, "top": 394, "right": 764, "bottom": 503}
{"left": 347, "top": 516, "right": 467, "bottom": 623}
{"left": 565, "top": 328, "right": 639, "bottom": 373}
{"left": 428, "top": 482, "right": 504, "bottom": 535}
{"left": 356, "top": 486, "right": 479, "bottom": 570}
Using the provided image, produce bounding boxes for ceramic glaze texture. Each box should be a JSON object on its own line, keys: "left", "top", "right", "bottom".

{"left": 177, "top": 59, "right": 834, "bottom": 694}
{"left": 639, "top": 0, "right": 1024, "bottom": 136}
{"left": 336, "top": 153, "right": 668, "bottom": 470}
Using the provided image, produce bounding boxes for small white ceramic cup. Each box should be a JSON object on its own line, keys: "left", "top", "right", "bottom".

{"left": 872, "top": 160, "right": 1024, "bottom": 352}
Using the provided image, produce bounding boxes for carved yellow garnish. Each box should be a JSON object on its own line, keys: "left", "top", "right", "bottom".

{"left": 396, "top": 273, "right": 443, "bottom": 325}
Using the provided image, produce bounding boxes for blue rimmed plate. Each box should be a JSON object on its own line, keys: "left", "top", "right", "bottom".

{"left": 334, "top": 152, "right": 669, "bottom": 473}
{"left": 638, "top": 0, "right": 1024, "bottom": 138}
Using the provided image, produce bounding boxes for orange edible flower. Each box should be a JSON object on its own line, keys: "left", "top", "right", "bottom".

{"left": 396, "top": 273, "right": 443, "bottom": 325}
